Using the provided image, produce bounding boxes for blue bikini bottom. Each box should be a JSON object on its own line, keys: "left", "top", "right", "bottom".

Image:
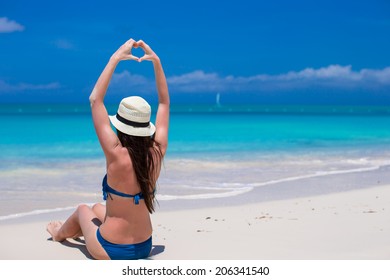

{"left": 96, "top": 228, "right": 152, "bottom": 260}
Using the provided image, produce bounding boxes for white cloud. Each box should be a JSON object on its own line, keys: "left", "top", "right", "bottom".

{"left": 167, "top": 71, "right": 225, "bottom": 92}
{"left": 0, "top": 17, "right": 24, "bottom": 33}
{"left": 110, "top": 70, "right": 154, "bottom": 94}
{"left": 0, "top": 80, "right": 61, "bottom": 92}
{"left": 167, "top": 65, "right": 390, "bottom": 93}
{"left": 108, "top": 65, "right": 390, "bottom": 95}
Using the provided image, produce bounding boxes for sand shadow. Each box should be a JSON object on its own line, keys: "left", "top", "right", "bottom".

{"left": 47, "top": 237, "right": 94, "bottom": 259}
{"left": 61, "top": 238, "right": 94, "bottom": 259}
{"left": 149, "top": 244, "right": 165, "bottom": 258}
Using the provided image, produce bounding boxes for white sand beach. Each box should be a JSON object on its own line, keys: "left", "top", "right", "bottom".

{"left": 0, "top": 184, "right": 389, "bottom": 260}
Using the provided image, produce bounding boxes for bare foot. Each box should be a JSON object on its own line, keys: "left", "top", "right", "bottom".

{"left": 46, "top": 221, "right": 65, "bottom": 242}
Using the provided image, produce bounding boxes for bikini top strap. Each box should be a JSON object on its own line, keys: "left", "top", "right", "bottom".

{"left": 102, "top": 174, "right": 145, "bottom": 204}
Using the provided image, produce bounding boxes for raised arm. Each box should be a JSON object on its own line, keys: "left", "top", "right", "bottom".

{"left": 138, "top": 40, "right": 170, "bottom": 156}
{"left": 89, "top": 39, "right": 139, "bottom": 160}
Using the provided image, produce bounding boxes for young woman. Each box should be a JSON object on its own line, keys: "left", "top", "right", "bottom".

{"left": 46, "top": 38, "right": 169, "bottom": 260}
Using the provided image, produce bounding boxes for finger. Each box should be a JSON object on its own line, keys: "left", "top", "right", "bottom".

{"left": 126, "top": 38, "right": 136, "bottom": 46}
{"left": 124, "top": 40, "right": 135, "bottom": 51}
{"left": 138, "top": 54, "right": 151, "bottom": 62}
{"left": 138, "top": 55, "right": 146, "bottom": 62}
{"left": 136, "top": 40, "right": 148, "bottom": 50}
{"left": 127, "top": 55, "right": 139, "bottom": 61}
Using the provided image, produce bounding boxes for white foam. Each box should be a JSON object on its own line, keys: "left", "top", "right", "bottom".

{"left": 156, "top": 186, "right": 253, "bottom": 201}
{"left": 249, "top": 165, "right": 382, "bottom": 188}
{"left": 0, "top": 203, "right": 95, "bottom": 222}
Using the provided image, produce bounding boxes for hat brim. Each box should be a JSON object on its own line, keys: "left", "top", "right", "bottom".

{"left": 109, "top": 115, "right": 156, "bottom": 137}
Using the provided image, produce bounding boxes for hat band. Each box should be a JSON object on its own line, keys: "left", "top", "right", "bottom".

{"left": 116, "top": 113, "right": 150, "bottom": 128}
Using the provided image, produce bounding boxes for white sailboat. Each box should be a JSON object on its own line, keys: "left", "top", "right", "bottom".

{"left": 216, "top": 93, "right": 221, "bottom": 107}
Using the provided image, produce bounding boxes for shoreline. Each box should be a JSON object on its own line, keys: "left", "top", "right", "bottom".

{"left": 2, "top": 160, "right": 390, "bottom": 219}
{"left": 1, "top": 184, "right": 389, "bottom": 260}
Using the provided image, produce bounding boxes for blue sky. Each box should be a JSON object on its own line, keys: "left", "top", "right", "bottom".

{"left": 1, "top": 0, "right": 390, "bottom": 105}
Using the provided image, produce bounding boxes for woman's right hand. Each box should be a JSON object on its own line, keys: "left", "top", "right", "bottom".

{"left": 111, "top": 39, "right": 139, "bottom": 62}
{"left": 136, "top": 40, "right": 160, "bottom": 63}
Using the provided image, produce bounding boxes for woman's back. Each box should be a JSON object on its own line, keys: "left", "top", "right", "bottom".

{"left": 100, "top": 146, "right": 157, "bottom": 244}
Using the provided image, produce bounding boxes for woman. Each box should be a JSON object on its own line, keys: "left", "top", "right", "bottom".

{"left": 46, "top": 38, "right": 169, "bottom": 260}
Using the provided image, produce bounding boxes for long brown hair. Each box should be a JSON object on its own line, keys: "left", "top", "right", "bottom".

{"left": 117, "top": 130, "right": 163, "bottom": 213}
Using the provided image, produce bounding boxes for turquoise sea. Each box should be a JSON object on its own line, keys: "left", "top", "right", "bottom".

{"left": 1, "top": 104, "right": 390, "bottom": 220}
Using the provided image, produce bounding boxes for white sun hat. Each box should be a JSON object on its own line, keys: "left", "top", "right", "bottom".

{"left": 109, "top": 96, "right": 156, "bottom": 136}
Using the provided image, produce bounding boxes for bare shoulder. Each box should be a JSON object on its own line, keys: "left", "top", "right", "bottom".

{"left": 107, "top": 146, "right": 132, "bottom": 172}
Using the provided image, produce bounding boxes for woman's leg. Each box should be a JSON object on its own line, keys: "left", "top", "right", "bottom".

{"left": 51, "top": 203, "right": 106, "bottom": 240}
{"left": 47, "top": 204, "right": 109, "bottom": 259}
{"left": 47, "top": 208, "right": 81, "bottom": 241}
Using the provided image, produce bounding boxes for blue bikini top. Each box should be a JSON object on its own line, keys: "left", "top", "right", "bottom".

{"left": 102, "top": 174, "right": 144, "bottom": 205}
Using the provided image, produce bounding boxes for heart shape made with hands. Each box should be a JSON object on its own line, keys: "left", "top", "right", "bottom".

{"left": 131, "top": 46, "right": 146, "bottom": 61}
{"left": 126, "top": 40, "right": 151, "bottom": 62}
